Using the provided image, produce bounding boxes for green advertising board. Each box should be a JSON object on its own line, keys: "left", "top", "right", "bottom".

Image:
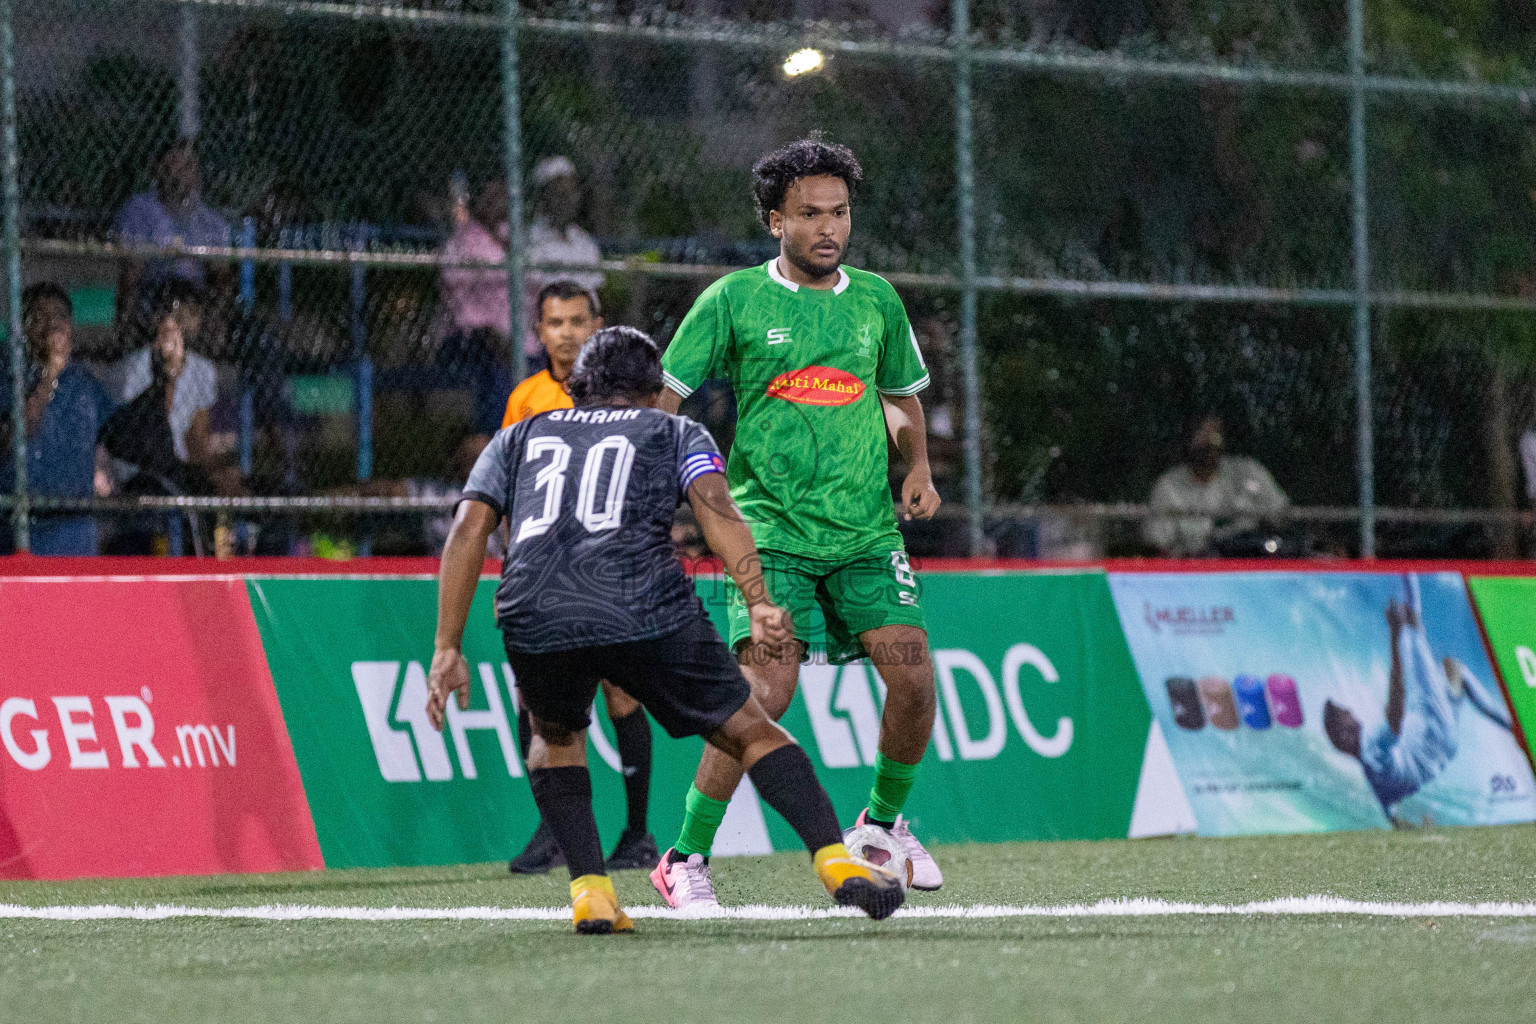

{"left": 1467, "top": 576, "right": 1536, "bottom": 765}
{"left": 251, "top": 570, "right": 1156, "bottom": 869}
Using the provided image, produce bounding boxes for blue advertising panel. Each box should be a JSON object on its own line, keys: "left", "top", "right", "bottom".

{"left": 1107, "top": 571, "right": 1536, "bottom": 836}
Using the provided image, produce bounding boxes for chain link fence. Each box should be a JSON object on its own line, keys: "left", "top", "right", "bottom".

{"left": 5, "top": 0, "right": 1536, "bottom": 558}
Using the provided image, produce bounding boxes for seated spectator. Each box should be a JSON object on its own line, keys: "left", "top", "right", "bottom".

{"left": 1144, "top": 415, "right": 1288, "bottom": 557}
{"left": 0, "top": 283, "right": 115, "bottom": 554}
{"left": 107, "top": 281, "right": 242, "bottom": 498}
{"left": 116, "top": 136, "right": 232, "bottom": 344}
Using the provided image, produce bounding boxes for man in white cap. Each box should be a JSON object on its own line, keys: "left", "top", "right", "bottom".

{"left": 525, "top": 156, "right": 604, "bottom": 369}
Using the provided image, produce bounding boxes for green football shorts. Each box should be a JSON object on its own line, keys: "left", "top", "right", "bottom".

{"left": 725, "top": 546, "right": 927, "bottom": 665}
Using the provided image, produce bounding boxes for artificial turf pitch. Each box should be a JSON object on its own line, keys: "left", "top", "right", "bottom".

{"left": 5, "top": 826, "right": 1536, "bottom": 1024}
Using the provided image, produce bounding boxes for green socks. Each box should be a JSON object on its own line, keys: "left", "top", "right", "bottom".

{"left": 677, "top": 755, "right": 919, "bottom": 858}
{"left": 866, "top": 752, "right": 919, "bottom": 824}
{"left": 674, "top": 784, "right": 731, "bottom": 858}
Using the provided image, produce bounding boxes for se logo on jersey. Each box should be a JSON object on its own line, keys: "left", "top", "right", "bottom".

{"left": 766, "top": 327, "right": 793, "bottom": 345}
{"left": 766, "top": 365, "right": 865, "bottom": 407}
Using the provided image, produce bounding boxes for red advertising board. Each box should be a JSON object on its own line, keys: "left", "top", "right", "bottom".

{"left": 0, "top": 577, "right": 323, "bottom": 879}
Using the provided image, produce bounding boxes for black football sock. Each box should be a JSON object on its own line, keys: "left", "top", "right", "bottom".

{"left": 528, "top": 766, "right": 605, "bottom": 881}
{"left": 865, "top": 814, "right": 896, "bottom": 830}
{"left": 747, "top": 744, "right": 843, "bottom": 856}
{"left": 610, "top": 708, "right": 652, "bottom": 834}
{"left": 516, "top": 705, "right": 533, "bottom": 763}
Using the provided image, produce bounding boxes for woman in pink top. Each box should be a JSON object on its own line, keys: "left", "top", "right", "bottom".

{"left": 438, "top": 179, "right": 519, "bottom": 436}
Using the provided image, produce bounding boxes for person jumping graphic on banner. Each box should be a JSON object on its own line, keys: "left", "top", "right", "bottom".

{"left": 1323, "top": 575, "right": 1516, "bottom": 819}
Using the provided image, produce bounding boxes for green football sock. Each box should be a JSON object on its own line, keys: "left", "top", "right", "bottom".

{"left": 866, "top": 752, "right": 919, "bottom": 824}
{"left": 674, "top": 784, "right": 730, "bottom": 858}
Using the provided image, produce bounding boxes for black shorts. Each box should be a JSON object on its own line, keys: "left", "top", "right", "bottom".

{"left": 504, "top": 612, "right": 751, "bottom": 739}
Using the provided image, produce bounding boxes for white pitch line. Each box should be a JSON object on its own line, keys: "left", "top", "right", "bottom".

{"left": 3, "top": 897, "right": 1536, "bottom": 923}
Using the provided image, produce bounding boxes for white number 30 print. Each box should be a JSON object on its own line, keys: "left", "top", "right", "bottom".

{"left": 516, "top": 434, "right": 637, "bottom": 542}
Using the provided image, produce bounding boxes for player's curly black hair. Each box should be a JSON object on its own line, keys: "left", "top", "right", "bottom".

{"left": 751, "top": 134, "right": 863, "bottom": 227}
{"left": 567, "top": 325, "right": 663, "bottom": 407}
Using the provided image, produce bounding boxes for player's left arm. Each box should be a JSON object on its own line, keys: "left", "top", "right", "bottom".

{"left": 427, "top": 499, "right": 500, "bottom": 730}
{"left": 882, "top": 394, "right": 941, "bottom": 521}
{"left": 874, "top": 287, "right": 939, "bottom": 521}
{"left": 688, "top": 473, "right": 793, "bottom": 654}
{"left": 676, "top": 419, "right": 793, "bottom": 652}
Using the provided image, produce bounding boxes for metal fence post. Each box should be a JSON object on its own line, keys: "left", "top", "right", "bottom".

{"left": 1348, "top": 0, "right": 1376, "bottom": 558}
{"left": 952, "top": 0, "right": 985, "bottom": 557}
{"left": 1, "top": 0, "right": 25, "bottom": 553}
{"left": 501, "top": 0, "right": 527, "bottom": 384}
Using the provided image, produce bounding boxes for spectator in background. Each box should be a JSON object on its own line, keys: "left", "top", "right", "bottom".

{"left": 439, "top": 176, "right": 516, "bottom": 438}
{"left": 0, "top": 283, "right": 114, "bottom": 554}
{"left": 116, "top": 136, "right": 232, "bottom": 343}
{"left": 525, "top": 156, "right": 604, "bottom": 362}
{"left": 1144, "top": 414, "right": 1288, "bottom": 557}
{"left": 110, "top": 281, "right": 240, "bottom": 496}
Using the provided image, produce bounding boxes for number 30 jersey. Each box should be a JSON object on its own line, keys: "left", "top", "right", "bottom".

{"left": 462, "top": 405, "right": 726, "bottom": 653}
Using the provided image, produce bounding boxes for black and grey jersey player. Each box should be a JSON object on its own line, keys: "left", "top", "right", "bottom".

{"left": 468, "top": 402, "right": 722, "bottom": 656}
{"left": 424, "top": 325, "right": 904, "bottom": 934}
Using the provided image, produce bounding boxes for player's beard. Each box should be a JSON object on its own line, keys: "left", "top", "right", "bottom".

{"left": 783, "top": 235, "right": 844, "bottom": 283}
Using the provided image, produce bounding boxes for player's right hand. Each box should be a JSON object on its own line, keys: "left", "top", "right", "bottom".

{"left": 426, "top": 648, "right": 471, "bottom": 731}
{"left": 748, "top": 602, "right": 794, "bottom": 655}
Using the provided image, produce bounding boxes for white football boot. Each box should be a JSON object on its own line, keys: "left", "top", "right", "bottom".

{"left": 854, "top": 809, "right": 943, "bottom": 891}
{"left": 650, "top": 849, "right": 721, "bottom": 911}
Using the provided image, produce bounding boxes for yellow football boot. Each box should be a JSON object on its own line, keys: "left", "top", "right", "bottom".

{"left": 570, "top": 874, "right": 635, "bottom": 935}
{"left": 813, "top": 843, "right": 905, "bottom": 921}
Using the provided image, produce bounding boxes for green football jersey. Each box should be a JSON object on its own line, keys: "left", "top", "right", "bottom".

{"left": 661, "top": 259, "right": 930, "bottom": 561}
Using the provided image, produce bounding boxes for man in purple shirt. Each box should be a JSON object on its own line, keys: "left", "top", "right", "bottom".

{"left": 115, "top": 137, "right": 232, "bottom": 341}
{"left": 0, "top": 283, "right": 115, "bottom": 554}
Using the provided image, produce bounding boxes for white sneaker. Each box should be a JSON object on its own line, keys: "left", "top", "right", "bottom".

{"left": 650, "top": 848, "right": 720, "bottom": 910}
{"left": 855, "top": 810, "right": 943, "bottom": 891}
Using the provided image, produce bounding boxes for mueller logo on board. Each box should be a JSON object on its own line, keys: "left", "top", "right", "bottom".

{"left": 0, "top": 690, "right": 235, "bottom": 771}
{"left": 766, "top": 365, "right": 865, "bottom": 406}
{"left": 1144, "top": 601, "right": 1235, "bottom": 636}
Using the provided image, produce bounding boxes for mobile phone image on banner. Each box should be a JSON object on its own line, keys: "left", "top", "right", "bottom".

{"left": 1198, "top": 676, "right": 1240, "bottom": 731}
{"left": 1266, "top": 674, "right": 1304, "bottom": 727}
{"left": 1233, "top": 674, "right": 1272, "bottom": 730}
{"left": 1166, "top": 676, "right": 1205, "bottom": 730}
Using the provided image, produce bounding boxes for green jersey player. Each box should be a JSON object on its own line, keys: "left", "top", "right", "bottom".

{"left": 649, "top": 137, "right": 944, "bottom": 909}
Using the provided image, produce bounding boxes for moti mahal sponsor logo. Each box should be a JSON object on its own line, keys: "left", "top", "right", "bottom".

{"left": 766, "top": 365, "right": 865, "bottom": 406}
{"left": 0, "top": 691, "right": 235, "bottom": 770}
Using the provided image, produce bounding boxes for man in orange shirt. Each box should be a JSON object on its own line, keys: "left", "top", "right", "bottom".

{"left": 504, "top": 280, "right": 660, "bottom": 875}
{"left": 501, "top": 280, "right": 592, "bottom": 428}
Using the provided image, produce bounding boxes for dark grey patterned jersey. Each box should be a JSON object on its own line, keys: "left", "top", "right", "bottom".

{"left": 462, "top": 405, "right": 727, "bottom": 653}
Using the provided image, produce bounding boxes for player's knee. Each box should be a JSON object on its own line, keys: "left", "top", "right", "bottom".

{"left": 709, "top": 697, "right": 790, "bottom": 761}
{"left": 737, "top": 646, "right": 800, "bottom": 720}
{"left": 755, "top": 677, "right": 797, "bottom": 719}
